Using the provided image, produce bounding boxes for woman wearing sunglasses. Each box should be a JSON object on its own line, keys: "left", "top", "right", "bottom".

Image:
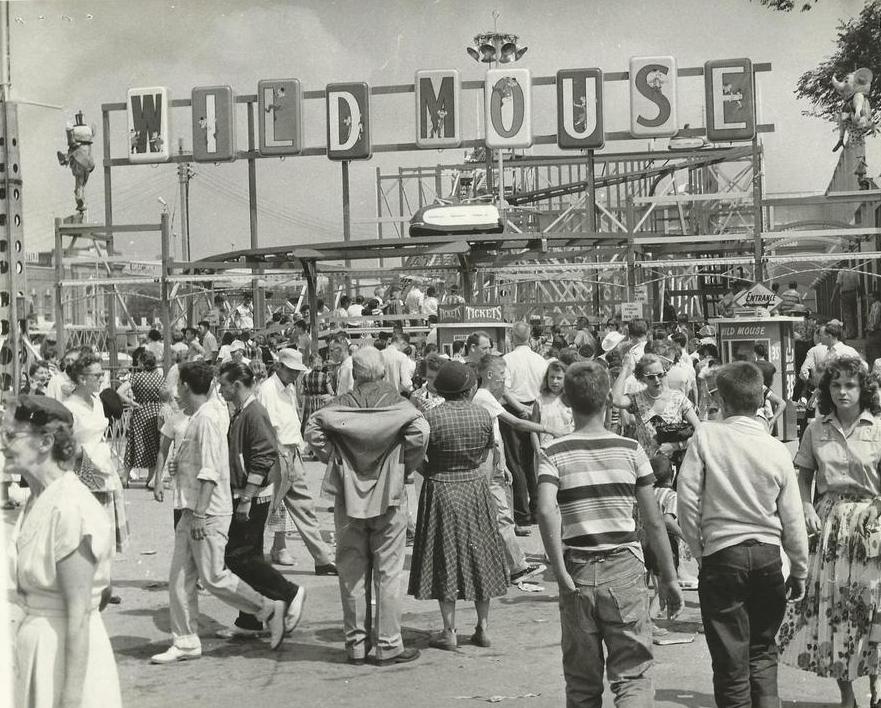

{"left": 5, "top": 395, "right": 122, "bottom": 708}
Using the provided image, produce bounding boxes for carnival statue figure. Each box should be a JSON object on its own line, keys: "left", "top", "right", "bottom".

{"left": 831, "top": 68, "right": 874, "bottom": 152}
{"left": 56, "top": 110, "right": 96, "bottom": 213}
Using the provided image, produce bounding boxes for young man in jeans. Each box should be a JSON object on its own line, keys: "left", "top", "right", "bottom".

{"left": 536, "top": 361, "right": 683, "bottom": 707}
{"left": 678, "top": 361, "right": 809, "bottom": 708}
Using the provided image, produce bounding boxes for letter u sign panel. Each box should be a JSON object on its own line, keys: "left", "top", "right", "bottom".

{"left": 629, "top": 57, "right": 678, "bottom": 138}
{"left": 485, "top": 69, "right": 533, "bottom": 149}
{"left": 326, "top": 82, "right": 372, "bottom": 160}
{"left": 556, "top": 68, "right": 604, "bottom": 149}
{"left": 127, "top": 87, "right": 171, "bottom": 163}
{"left": 192, "top": 86, "right": 236, "bottom": 162}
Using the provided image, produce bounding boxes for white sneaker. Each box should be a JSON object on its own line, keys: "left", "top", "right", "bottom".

{"left": 216, "top": 626, "right": 267, "bottom": 640}
{"left": 150, "top": 645, "right": 202, "bottom": 664}
{"left": 284, "top": 586, "right": 307, "bottom": 634}
{"left": 268, "top": 599, "right": 287, "bottom": 650}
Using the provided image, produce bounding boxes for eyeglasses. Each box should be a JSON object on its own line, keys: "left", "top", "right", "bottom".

{"left": 82, "top": 369, "right": 104, "bottom": 378}
{"left": 643, "top": 372, "right": 666, "bottom": 381}
{"left": 0, "top": 429, "right": 36, "bottom": 445}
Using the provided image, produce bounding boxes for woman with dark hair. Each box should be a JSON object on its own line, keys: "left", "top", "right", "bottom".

{"left": 124, "top": 350, "right": 165, "bottom": 488}
{"left": 6, "top": 395, "right": 122, "bottom": 708}
{"left": 25, "top": 360, "right": 51, "bottom": 396}
{"left": 408, "top": 362, "right": 507, "bottom": 651}
{"left": 778, "top": 356, "right": 881, "bottom": 708}
{"left": 530, "top": 360, "right": 573, "bottom": 453}
{"left": 64, "top": 353, "right": 129, "bottom": 573}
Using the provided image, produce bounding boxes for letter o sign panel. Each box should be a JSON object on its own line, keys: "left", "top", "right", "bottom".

{"left": 485, "top": 68, "right": 533, "bottom": 149}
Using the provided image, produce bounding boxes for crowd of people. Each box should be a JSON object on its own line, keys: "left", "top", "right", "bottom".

{"left": 5, "top": 287, "right": 881, "bottom": 708}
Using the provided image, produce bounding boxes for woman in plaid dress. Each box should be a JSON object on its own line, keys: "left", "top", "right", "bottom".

{"left": 408, "top": 361, "right": 507, "bottom": 651}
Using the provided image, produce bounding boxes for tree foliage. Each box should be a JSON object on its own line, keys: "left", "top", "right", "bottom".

{"left": 796, "top": 1, "right": 881, "bottom": 123}
{"left": 756, "top": 0, "right": 817, "bottom": 10}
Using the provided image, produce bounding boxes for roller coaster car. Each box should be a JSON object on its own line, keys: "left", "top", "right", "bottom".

{"left": 409, "top": 202, "right": 504, "bottom": 237}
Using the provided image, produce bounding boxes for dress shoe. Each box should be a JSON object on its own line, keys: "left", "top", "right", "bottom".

{"left": 315, "top": 563, "right": 338, "bottom": 576}
{"left": 428, "top": 629, "right": 457, "bottom": 651}
{"left": 151, "top": 645, "right": 202, "bottom": 664}
{"left": 374, "top": 647, "right": 421, "bottom": 666}
{"left": 216, "top": 626, "right": 267, "bottom": 640}
{"left": 284, "top": 586, "right": 307, "bottom": 634}
{"left": 270, "top": 548, "right": 296, "bottom": 566}
{"left": 346, "top": 656, "right": 366, "bottom": 666}
{"left": 470, "top": 626, "right": 491, "bottom": 648}
{"left": 514, "top": 525, "right": 532, "bottom": 537}
{"left": 268, "top": 599, "right": 287, "bottom": 650}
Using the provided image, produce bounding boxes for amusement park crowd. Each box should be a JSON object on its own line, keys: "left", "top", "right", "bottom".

{"left": 6, "top": 280, "right": 881, "bottom": 708}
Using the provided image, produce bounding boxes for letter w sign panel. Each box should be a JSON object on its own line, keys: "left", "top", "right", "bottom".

{"left": 127, "top": 87, "right": 171, "bottom": 163}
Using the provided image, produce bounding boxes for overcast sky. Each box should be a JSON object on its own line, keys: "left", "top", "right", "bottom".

{"left": 10, "top": 0, "right": 870, "bottom": 260}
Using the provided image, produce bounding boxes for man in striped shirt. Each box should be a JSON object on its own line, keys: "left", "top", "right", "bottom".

{"left": 536, "top": 360, "right": 682, "bottom": 707}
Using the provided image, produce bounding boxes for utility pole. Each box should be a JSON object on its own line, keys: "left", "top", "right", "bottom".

{"left": 178, "top": 139, "right": 194, "bottom": 325}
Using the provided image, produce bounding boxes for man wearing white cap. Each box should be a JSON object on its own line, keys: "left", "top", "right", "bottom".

{"left": 258, "top": 348, "right": 337, "bottom": 574}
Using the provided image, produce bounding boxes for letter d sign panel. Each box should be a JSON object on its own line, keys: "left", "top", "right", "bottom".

{"left": 191, "top": 86, "right": 236, "bottom": 162}
{"left": 629, "top": 56, "right": 677, "bottom": 138}
{"left": 326, "top": 82, "right": 371, "bottom": 160}
{"left": 485, "top": 69, "right": 532, "bottom": 149}
{"left": 127, "top": 87, "right": 171, "bottom": 163}
{"left": 258, "top": 79, "right": 303, "bottom": 156}
{"left": 705, "top": 59, "right": 755, "bottom": 142}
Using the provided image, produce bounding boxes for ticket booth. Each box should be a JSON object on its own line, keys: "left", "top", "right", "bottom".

{"left": 710, "top": 315, "right": 801, "bottom": 441}
{"left": 436, "top": 302, "right": 511, "bottom": 356}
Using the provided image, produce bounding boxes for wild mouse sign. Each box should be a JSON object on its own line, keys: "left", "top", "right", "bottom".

{"left": 125, "top": 56, "right": 758, "bottom": 163}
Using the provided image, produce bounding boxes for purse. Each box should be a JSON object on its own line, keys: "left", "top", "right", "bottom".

{"left": 74, "top": 449, "right": 107, "bottom": 492}
{"left": 650, "top": 416, "right": 695, "bottom": 443}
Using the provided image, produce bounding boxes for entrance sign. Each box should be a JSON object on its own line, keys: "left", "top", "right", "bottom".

{"left": 326, "top": 82, "right": 372, "bottom": 160}
{"left": 258, "top": 79, "right": 303, "bottom": 156}
{"left": 704, "top": 58, "right": 756, "bottom": 142}
{"left": 127, "top": 87, "right": 171, "bottom": 163}
{"left": 629, "top": 56, "right": 678, "bottom": 137}
{"left": 733, "top": 282, "right": 782, "bottom": 309}
{"left": 415, "top": 70, "right": 461, "bottom": 148}
{"left": 556, "top": 68, "right": 604, "bottom": 149}
{"left": 191, "top": 86, "right": 236, "bottom": 162}
{"left": 485, "top": 68, "right": 533, "bottom": 149}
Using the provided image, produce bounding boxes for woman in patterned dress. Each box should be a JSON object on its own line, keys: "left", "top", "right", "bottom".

{"left": 777, "top": 356, "right": 881, "bottom": 708}
{"left": 408, "top": 361, "right": 508, "bottom": 651}
{"left": 6, "top": 395, "right": 122, "bottom": 708}
{"left": 297, "top": 353, "right": 334, "bottom": 435}
{"left": 124, "top": 350, "right": 164, "bottom": 486}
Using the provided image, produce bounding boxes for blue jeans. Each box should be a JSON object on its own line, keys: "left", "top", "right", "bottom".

{"left": 698, "top": 541, "right": 786, "bottom": 708}
{"left": 560, "top": 548, "right": 653, "bottom": 708}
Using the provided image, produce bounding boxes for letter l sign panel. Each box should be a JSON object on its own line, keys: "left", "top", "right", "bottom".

{"left": 258, "top": 79, "right": 303, "bottom": 156}
{"left": 326, "top": 82, "right": 372, "bottom": 160}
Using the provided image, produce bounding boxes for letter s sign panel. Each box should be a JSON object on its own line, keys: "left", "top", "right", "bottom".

{"left": 326, "top": 82, "right": 372, "bottom": 161}
{"left": 704, "top": 59, "right": 755, "bottom": 142}
{"left": 127, "top": 87, "right": 171, "bottom": 163}
{"left": 485, "top": 68, "right": 532, "bottom": 149}
{"left": 629, "top": 56, "right": 677, "bottom": 138}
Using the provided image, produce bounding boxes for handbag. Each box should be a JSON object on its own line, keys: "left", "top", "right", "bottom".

{"left": 74, "top": 448, "right": 107, "bottom": 492}
{"left": 650, "top": 416, "right": 695, "bottom": 444}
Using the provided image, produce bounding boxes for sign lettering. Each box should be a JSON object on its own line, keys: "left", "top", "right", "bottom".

{"left": 705, "top": 59, "right": 756, "bottom": 141}
{"left": 556, "top": 68, "right": 604, "bottom": 149}
{"left": 485, "top": 68, "right": 533, "bottom": 148}
{"left": 415, "top": 70, "right": 461, "bottom": 148}
{"left": 326, "top": 82, "right": 372, "bottom": 160}
{"left": 629, "top": 57, "right": 677, "bottom": 137}
{"left": 127, "top": 87, "right": 170, "bottom": 163}
{"left": 258, "top": 79, "right": 303, "bottom": 156}
{"left": 192, "top": 86, "right": 236, "bottom": 162}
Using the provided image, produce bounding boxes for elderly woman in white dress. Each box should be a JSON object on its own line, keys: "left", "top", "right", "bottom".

{"left": 5, "top": 394, "right": 122, "bottom": 708}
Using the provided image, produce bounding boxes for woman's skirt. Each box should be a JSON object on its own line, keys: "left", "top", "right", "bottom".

{"left": 408, "top": 470, "right": 508, "bottom": 602}
{"left": 777, "top": 493, "right": 881, "bottom": 680}
{"left": 94, "top": 489, "right": 130, "bottom": 554}
{"left": 15, "top": 610, "right": 122, "bottom": 708}
{"left": 124, "top": 402, "right": 162, "bottom": 471}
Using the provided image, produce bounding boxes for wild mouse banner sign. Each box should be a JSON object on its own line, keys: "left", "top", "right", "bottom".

{"left": 124, "top": 56, "right": 757, "bottom": 164}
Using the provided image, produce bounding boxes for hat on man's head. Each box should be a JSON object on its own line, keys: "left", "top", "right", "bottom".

{"left": 601, "top": 331, "right": 625, "bottom": 353}
{"left": 229, "top": 340, "right": 246, "bottom": 352}
{"left": 276, "top": 348, "right": 307, "bottom": 371}
{"left": 432, "top": 361, "right": 477, "bottom": 397}
{"left": 14, "top": 394, "right": 74, "bottom": 427}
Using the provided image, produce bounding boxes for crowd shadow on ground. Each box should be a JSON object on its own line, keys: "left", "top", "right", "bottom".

{"left": 656, "top": 689, "right": 834, "bottom": 708}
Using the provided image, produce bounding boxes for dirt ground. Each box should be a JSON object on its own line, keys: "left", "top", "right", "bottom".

{"left": 3, "top": 461, "right": 860, "bottom": 708}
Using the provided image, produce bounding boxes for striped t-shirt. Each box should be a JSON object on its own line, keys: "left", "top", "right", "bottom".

{"left": 537, "top": 433, "right": 654, "bottom": 552}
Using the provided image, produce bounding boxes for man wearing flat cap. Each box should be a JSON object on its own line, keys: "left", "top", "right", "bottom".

{"left": 305, "top": 347, "right": 430, "bottom": 666}
{"left": 257, "top": 348, "right": 337, "bottom": 574}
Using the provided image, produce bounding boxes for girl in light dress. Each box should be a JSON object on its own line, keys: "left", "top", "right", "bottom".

{"left": 530, "top": 360, "right": 574, "bottom": 460}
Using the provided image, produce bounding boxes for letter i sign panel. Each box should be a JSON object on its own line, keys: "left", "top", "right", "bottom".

{"left": 127, "top": 87, "right": 171, "bottom": 163}
{"left": 192, "top": 86, "right": 236, "bottom": 162}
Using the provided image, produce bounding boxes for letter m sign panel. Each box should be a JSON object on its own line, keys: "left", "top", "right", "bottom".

{"left": 415, "top": 70, "right": 461, "bottom": 148}
{"left": 127, "top": 87, "right": 171, "bottom": 163}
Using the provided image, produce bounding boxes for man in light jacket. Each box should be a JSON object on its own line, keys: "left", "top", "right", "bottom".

{"left": 305, "top": 347, "right": 429, "bottom": 667}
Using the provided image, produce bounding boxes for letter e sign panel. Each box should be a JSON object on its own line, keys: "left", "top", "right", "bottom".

{"left": 485, "top": 68, "right": 533, "bottom": 149}
{"left": 127, "top": 87, "right": 171, "bottom": 163}
{"left": 258, "top": 79, "right": 303, "bottom": 156}
{"left": 629, "top": 56, "right": 678, "bottom": 138}
{"left": 704, "top": 59, "right": 755, "bottom": 142}
{"left": 415, "top": 70, "right": 461, "bottom": 148}
{"left": 191, "top": 86, "right": 236, "bottom": 162}
{"left": 326, "top": 82, "right": 372, "bottom": 160}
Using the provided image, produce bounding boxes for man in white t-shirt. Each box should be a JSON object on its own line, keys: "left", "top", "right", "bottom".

{"left": 380, "top": 333, "right": 413, "bottom": 396}
{"left": 474, "top": 354, "right": 552, "bottom": 581}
